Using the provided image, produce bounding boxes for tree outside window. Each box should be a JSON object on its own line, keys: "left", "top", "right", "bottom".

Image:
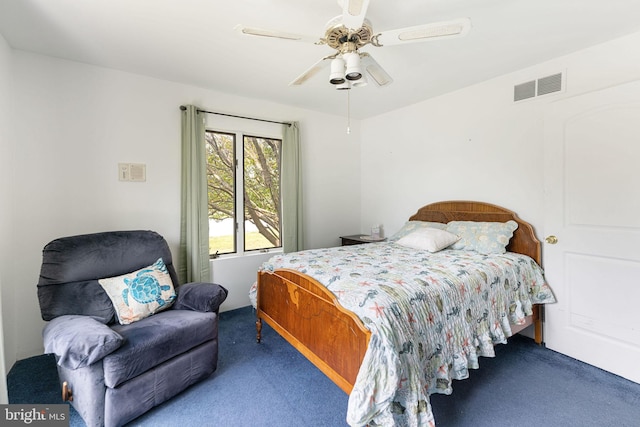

{"left": 206, "top": 130, "right": 282, "bottom": 256}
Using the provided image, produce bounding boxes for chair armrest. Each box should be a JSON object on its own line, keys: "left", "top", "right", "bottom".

{"left": 43, "top": 315, "right": 124, "bottom": 370}
{"left": 173, "top": 282, "right": 228, "bottom": 313}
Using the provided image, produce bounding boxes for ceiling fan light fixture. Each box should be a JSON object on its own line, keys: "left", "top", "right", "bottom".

{"left": 343, "top": 52, "right": 362, "bottom": 81}
{"left": 329, "top": 57, "right": 346, "bottom": 85}
{"left": 237, "top": 8, "right": 471, "bottom": 91}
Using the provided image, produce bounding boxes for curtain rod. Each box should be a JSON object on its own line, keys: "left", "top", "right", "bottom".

{"left": 180, "top": 105, "right": 291, "bottom": 127}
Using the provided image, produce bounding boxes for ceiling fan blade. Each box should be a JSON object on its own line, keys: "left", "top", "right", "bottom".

{"left": 375, "top": 17, "right": 471, "bottom": 46}
{"left": 341, "top": 0, "right": 371, "bottom": 30}
{"left": 289, "top": 56, "right": 333, "bottom": 86}
{"left": 234, "top": 24, "right": 320, "bottom": 44}
{"left": 360, "top": 53, "right": 393, "bottom": 87}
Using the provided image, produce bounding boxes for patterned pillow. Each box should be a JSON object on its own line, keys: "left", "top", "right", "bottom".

{"left": 388, "top": 221, "right": 447, "bottom": 241}
{"left": 98, "top": 258, "right": 176, "bottom": 325}
{"left": 446, "top": 220, "right": 519, "bottom": 254}
{"left": 395, "top": 228, "right": 460, "bottom": 252}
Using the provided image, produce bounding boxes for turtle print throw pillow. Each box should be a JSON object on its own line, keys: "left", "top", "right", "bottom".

{"left": 98, "top": 258, "right": 176, "bottom": 325}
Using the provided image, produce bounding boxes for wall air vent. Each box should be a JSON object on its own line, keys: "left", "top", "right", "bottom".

{"left": 514, "top": 80, "right": 536, "bottom": 102}
{"left": 537, "top": 73, "right": 563, "bottom": 96}
{"left": 514, "top": 72, "right": 564, "bottom": 102}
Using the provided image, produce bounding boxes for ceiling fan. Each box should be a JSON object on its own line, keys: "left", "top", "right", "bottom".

{"left": 235, "top": 0, "right": 471, "bottom": 90}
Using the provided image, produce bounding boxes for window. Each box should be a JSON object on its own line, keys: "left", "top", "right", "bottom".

{"left": 206, "top": 130, "right": 282, "bottom": 256}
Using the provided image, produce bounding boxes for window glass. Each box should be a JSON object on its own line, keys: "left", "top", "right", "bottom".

{"left": 206, "top": 131, "right": 236, "bottom": 255}
{"left": 206, "top": 130, "right": 282, "bottom": 256}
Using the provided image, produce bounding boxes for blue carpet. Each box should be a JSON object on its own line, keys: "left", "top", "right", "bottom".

{"left": 8, "top": 306, "right": 640, "bottom": 426}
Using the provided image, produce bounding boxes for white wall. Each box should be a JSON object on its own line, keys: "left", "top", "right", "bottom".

{"left": 361, "top": 31, "right": 640, "bottom": 240}
{"left": 0, "top": 31, "right": 13, "bottom": 403}
{"left": 2, "top": 51, "right": 361, "bottom": 366}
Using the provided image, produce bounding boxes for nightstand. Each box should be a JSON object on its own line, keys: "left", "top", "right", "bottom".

{"left": 340, "top": 234, "right": 386, "bottom": 246}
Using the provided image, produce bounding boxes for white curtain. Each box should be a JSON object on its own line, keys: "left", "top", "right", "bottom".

{"left": 281, "top": 122, "right": 303, "bottom": 252}
{"left": 178, "top": 105, "right": 210, "bottom": 283}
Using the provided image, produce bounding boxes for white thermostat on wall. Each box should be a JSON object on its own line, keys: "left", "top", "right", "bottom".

{"left": 118, "top": 163, "right": 146, "bottom": 182}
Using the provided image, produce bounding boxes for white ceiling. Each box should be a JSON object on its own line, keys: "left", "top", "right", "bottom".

{"left": 1, "top": 0, "right": 640, "bottom": 119}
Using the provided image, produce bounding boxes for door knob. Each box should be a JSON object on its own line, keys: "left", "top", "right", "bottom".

{"left": 545, "top": 235, "right": 558, "bottom": 244}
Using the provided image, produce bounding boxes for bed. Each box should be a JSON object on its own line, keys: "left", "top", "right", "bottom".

{"left": 253, "top": 200, "right": 555, "bottom": 426}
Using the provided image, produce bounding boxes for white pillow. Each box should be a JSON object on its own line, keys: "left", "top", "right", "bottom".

{"left": 395, "top": 228, "right": 460, "bottom": 253}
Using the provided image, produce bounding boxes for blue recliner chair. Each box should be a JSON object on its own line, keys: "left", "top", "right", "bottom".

{"left": 37, "top": 230, "right": 228, "bottom": 427}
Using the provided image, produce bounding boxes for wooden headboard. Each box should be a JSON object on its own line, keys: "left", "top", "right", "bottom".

{"left": 408, "top": 200, "right": 541, "bottom": 265}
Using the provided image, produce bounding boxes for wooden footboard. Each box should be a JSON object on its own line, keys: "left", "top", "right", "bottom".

{"left": 256, "top": 270, "right": 542, "bottom": 397}
{"left": 256, "top": 269, "right": 371, "bottom": 394}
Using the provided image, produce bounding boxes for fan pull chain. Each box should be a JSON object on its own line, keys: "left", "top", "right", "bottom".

{"left": 346, "top": 90, "right": 351, "bottom": 135}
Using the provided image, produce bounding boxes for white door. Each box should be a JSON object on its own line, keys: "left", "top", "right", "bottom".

{"left": 543, "top": 80, "right": 640, "bottom": 384}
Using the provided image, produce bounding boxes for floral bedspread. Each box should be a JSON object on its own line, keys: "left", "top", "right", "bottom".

{"left": 255, "top": 242, "right": 556, "bottom": 427}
